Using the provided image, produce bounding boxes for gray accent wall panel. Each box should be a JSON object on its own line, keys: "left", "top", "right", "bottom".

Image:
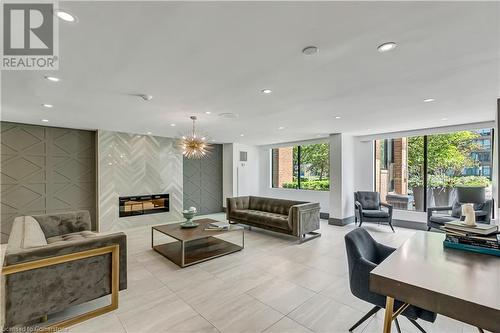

{"left": 1, "top": 122, "right": 96, "bottom": 243}
{"left": 98, "top": 131, "right": 183, "bottom": 231}
{"left": 183, "top": 144, "right": 223, "bottom": 214}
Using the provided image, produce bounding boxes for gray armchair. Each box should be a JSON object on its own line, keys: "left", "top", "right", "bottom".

{"left": 2, "top": 211, "right": 127, "bottom": 330}
{"left": 345, "top": 228, "right": 436, "bottom": 332}
{"left": 427, "top": 186, "right": 492, "bottom": 231}
{"left": 354, "top": 191, "right": 394, "bottom": 232}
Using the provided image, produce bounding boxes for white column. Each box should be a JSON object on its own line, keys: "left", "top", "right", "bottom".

{"left": 329, "top": 133, "right": 356, "bottom": 225}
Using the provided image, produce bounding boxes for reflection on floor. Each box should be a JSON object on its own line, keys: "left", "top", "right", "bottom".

{"left": 61, "top": 213, "right": 480, "bottom": 333}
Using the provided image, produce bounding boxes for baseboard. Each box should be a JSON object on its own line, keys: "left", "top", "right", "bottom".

{"left": 392, "top": 219, "right": 428, "bottom": 231}
{"left": 328, "top": 216, "right": 355, "bottom": 226}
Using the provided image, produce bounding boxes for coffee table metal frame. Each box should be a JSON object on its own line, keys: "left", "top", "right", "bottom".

{"left": 151, "top": 219, "right": 244, "bottom": 268}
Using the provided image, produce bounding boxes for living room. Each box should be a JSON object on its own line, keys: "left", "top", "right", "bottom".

{"left": 1, "top": 1, "right": 499, "bottom": 333}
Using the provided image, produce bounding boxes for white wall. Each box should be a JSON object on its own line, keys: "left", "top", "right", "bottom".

{"left": 222, "top": 143, "right": 260, "bottom": 206}
{"left": 234, "top": 143, "right": 260, "bottom": 197}
{"left": 329, "top": 134, "right": 356, "bottom": 221}
{"left": 354, "top": 139, "right": 374, "bottom": 191}
{"left": 222, "top": 144, "right": 234, "bottom": 207}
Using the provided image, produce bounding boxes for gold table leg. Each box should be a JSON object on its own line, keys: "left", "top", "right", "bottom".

{"left": 383, "top": 296, "right": 394, "bottom": 333}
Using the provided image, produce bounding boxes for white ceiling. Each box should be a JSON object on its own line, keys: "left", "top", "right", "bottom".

{"left": 2, "top": 1, "right": 499, "bottom": 145}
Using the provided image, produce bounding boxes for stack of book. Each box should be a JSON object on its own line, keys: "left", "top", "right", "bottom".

{"left": 204, "top": 221, "right": 231, "bottom": 231}
{"left": 443, "top": 221, "right": 499, "bottom": 257}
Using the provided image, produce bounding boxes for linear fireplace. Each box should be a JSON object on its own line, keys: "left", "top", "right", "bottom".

{"left": 119, "top": 194, "right": 169, "bottom": 217}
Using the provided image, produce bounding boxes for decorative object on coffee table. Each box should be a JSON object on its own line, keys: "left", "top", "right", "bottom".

{"left": 181, "top": 206, "right": 198, "bottom": 228}
{"left": 151, "top": 218, "right": 244, "bottom": 267}
{"left": 462, "top": 203, "right": 477, "bottom": 226}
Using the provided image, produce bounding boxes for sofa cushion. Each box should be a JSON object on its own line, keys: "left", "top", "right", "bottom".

{"left": 429, "top": 215, "right": 457, "bottom": 225}
{"left": 32, "top": 210, "right": 91, "bottom": 238}
{"left": 230, "top": 209, "right": 248, "bottom": 221}
{"left": 22, "top": 216, "right": 48, "bottom": 248}
{"left": 362, "top": 210, "right": 390, "bottom": 218}
{"left": 46, "top": 230, "right": 97, "bottom": 244}
{"left": 357, "top": 192, "right": 380, "bottom": 210}
{"left": 249, "top": 196, "right": 303, "bottom": 215}
{"left": 246, "top": 210, "right": 290, "bottom": 230}
{"left": 7, "top": 217, "right": 25, "bottom": 250}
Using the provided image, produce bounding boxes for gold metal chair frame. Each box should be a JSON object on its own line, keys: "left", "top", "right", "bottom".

{"left": 2, "top": 244, "right": 119, "bottom": 332}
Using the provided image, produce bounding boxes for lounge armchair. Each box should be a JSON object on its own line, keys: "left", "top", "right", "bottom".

{"left": 354, "top": 191, "right": 394, "bottom": 232}
{"left": 427, "top": 186, "right": 492, "bottom": 231}
{"left": 2, "top": 211, "right": 127, "bottom": 330}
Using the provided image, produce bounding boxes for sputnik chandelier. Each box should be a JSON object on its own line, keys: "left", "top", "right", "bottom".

{"left": 179, "top": 116, "right": 211, "bottom": 159}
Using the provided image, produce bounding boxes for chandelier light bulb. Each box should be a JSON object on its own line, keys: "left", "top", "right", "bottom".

{"left": 178, "top": 115, "right": 212, "bottom": 159}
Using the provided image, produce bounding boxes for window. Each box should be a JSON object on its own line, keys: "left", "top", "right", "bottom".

{"left": 375, "top": 128, "right": 493, "bottom": 211}
{"left": 271, "top": 143, "right": 329, "bottom": 191}
{"left": 375, "top": 136, "right": 424, "bottom": 211}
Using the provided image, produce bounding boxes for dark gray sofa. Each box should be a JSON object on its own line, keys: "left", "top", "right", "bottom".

{"left": 226, "top": 196, "right": 320, "bottom": 242}
{"left": 2, "top": 211, "right": 127, "bottom": 329}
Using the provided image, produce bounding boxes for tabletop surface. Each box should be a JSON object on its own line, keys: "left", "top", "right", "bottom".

{"left": 371, "top": 231, "right": 500, "bottom": 311}
{"left": 152, "top": 218, "right": 243, "bottom": 241}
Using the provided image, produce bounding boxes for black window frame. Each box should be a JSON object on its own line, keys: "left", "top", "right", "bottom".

{"left": 271, "top": 144, "right": 330, "bottom": 191}
{"left": 374, "top": 128, "right": 494, "bottom": 212}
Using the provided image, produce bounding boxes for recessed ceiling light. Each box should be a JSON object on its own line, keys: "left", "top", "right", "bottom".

{"left": 170, "top": 123, "right": 176, "bottom": 127}
{"left": 377, "top": 42, "right": 397, "bottom": 53}
{"left": 44, "top": 76, "right": 60, "bottom": 82}
{"left": 261, "top": 89, "right": 272, "bottom": 94}
{"left": 55, "top": 10, "right": 76, "bottom": 22}
{"left": 218, "top": 112, "right": 239, "bottom": 119}
{"left": 278, "top": 126, "right": 285, "bottom": 130}
{"left": 423, "top": 98, "right": 436, "bottom": 103}
{"left": 335, "top": 116, "right": 341, "bottom": 119}
{"left": 41, "top": 119, "right": 49, "bottom": 123}
{"left": 147, "top": 131, "right": 152, "bottom": 135}
{"left": 367, "top": 128, "right": 372, "bottom": 131}
{"left": 302, "top": 46, "right": 319, "bottom": 55}
{"left": 42, "top": 104, "right": 53, "bottom": 108}
{"left": 441, "top": 117, "right": 448, "bottom": 121}
{"left": 139, "top": 94, "right": 153, "bottom": 101}
{"left": 240, "top": 134, "right": 244, "bottom": 137}
{"left": 205, "top": 111, "right": 211, "bottom": 115}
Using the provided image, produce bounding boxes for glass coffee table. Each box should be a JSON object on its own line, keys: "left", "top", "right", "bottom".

{"left": 151, "top": 218, "right": 244, "bottom": 267}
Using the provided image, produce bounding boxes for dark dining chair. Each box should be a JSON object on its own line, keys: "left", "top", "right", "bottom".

{"left": 345, "top": 228, "right": 437, "bottom": 332}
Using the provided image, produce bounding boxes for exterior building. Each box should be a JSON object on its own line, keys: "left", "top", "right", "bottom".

{"left": 465, "top": 129, "right": 492, "bottom": 177}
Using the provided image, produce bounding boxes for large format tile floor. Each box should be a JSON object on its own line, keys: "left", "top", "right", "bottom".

{"left": 65, "top": 214, "right": 481, "bottom": 333}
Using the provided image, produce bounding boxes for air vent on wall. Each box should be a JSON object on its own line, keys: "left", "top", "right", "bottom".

{"left": 240, "top": 151, "right": 248, "bottom": 162}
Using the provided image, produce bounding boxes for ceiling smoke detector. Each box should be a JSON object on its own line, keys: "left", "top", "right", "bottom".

{"left": 218, "top": 112, "right": 239, "bottom": 119}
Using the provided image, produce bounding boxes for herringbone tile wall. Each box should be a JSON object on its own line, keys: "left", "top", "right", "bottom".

{"left": 98, "top": 131, "right": 183, "bottom": 231}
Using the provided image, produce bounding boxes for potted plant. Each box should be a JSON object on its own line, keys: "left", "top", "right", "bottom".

{"left": 409, "top": 175, "right": 424, "bottom": 211}
{"left": 429, "top": 174, "right": 455, "bottom": 207}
